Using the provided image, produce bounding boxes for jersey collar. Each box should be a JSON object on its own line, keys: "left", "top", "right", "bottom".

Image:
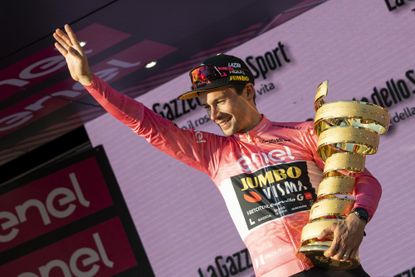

{"left": 234, "top": 115, "right": 271, "bottom": 142}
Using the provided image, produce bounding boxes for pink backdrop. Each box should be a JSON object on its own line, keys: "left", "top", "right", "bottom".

{"left": 86, "top": 1, "right": 415, "bottom": 276}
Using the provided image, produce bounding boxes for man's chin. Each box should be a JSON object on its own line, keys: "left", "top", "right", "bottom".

{"left": 220, "top": 126, "right": 236, "bottom": 136}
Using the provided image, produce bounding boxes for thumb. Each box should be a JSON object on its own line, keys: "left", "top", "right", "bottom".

{"left": 318, "top": 224, "right": 336, "bottom": 240}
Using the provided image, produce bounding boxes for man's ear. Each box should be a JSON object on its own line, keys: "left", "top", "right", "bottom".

{"left": 245, "top": 83, "right": 255, "bottom": 101}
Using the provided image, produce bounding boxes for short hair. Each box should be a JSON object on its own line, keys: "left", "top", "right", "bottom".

{"left": 230, "top": 83, "right": 256, "bottom": 105}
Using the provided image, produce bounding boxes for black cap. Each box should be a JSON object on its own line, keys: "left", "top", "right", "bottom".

{"left": 178, "top": 54, "right": 255, "bottom": 100}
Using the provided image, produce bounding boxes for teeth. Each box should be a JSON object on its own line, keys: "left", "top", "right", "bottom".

{"left": 220, "top": 119, "right": 229, "bottom": 125}
{"left": 217, "top": 117, "right": 231, "bottom": 126}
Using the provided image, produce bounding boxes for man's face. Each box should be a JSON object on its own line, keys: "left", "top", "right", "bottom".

{"left": 199, "top": 86, "right": 255, "bottom": 136}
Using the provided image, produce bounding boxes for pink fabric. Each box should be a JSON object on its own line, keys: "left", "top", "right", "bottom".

{"left": 85, "top": 75, "right": 381, "bottom": 276}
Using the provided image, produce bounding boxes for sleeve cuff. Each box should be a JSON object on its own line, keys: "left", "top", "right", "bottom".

{"left": 83, "top": 74, "right": 98, "bottom": 89}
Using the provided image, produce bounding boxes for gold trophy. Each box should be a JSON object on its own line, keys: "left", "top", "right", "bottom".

{"left": 299, "top": 81, "right": 390, "bottom": 269}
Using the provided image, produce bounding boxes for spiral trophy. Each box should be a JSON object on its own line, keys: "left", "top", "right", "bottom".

{"left": 298, "top": 81, "right": 390, "bottom": 269}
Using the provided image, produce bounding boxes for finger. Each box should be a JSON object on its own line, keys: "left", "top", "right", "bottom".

{"left": 318, "top": 224, "right": 336, "bottom": 240}
{"left": 64, "top": 24, "right": 82, "bottom": 52}
{"left": 324, "top": 237, "right": 340, "bottom": 257}
{"left": 350, "top": 248, "right": 359, "bottom": 260}
{"left": 340, "top": 248, "right": 353, "bottom": 261}
{"left": 55, "top": 28, "right": 73, "bottom": 47}
{"left": 54, "top": 42, "right": 67, "bottom": 56}
{"left": 332, "top": 244, "right": 347, "bottom": 261}
{"left": 53, "top": 31, "right": 71, "bottom": 50}
{"left": 318, "top": 228, "right": 330, "bottom": 240}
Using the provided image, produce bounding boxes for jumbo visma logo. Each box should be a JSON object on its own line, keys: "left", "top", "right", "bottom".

{"left": 229, "top": 75, "right": 250, "bottom": 82}
{"left": 231, "top": 161, "right": 316, "bottom": 230}
{"left": 240, "top": 165, "right": 303, "bottom": 203}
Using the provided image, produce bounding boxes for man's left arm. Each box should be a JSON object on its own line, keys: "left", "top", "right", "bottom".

{"left": 301, "top": 121, "right": 382, "bottom": 261}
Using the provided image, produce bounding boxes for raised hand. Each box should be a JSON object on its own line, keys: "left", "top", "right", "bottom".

{"left": 53, "top": 24, "right": 92, "bottom": 86}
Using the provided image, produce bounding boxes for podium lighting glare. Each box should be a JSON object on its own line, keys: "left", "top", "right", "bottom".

{"left": 145, "top": 61, "right": 157, "bottom": 68}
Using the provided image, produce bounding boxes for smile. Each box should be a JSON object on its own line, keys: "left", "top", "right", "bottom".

{"left": 217, "top": 116, "right": 232, "bottom": 127}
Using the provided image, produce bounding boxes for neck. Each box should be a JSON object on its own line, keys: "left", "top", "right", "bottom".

{"left": 241, "top": 112, "right": 262, "bottom": 133}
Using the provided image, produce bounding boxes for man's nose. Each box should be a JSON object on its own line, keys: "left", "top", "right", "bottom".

{"left": 209, "top": 106, "right": 220, "bottom": 121}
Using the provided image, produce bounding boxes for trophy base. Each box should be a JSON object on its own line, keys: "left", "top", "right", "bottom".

{"left": 299, "top": 242, "right": 360, "bottom": 270}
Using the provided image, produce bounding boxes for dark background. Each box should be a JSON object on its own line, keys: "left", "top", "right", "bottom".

{"left": 0, "top": 0, "right": 326, "bottom": 181}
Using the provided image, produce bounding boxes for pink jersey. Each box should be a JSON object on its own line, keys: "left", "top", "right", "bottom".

{"left": 85, "top": 75, "right": 381, "bottom": 277}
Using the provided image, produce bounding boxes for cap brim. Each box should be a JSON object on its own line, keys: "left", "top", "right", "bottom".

{"left": 177, "top": 78, "right": 230, "bottom": 100}
{"left": 177, "top": 90, "right": 199, "bottom": 100}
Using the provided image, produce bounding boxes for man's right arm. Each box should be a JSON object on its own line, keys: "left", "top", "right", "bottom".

{"left": 53, "top": 24, "right": 224, "bottom": 176}
{"left": 84, "top": 74, "right": 224, "bottom": 175}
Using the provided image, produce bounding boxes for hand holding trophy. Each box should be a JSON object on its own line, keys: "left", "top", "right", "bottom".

{"left": 299, "top": 81, "right": 390, "bottom": 269}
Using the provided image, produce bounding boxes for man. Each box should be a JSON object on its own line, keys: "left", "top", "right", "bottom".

{"left": 53, "top": 24, "right": 380, "bottom": 277}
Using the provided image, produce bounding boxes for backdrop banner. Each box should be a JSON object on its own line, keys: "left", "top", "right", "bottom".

{"left": 86, "top": 1, "right": 415, "bottom": 276}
